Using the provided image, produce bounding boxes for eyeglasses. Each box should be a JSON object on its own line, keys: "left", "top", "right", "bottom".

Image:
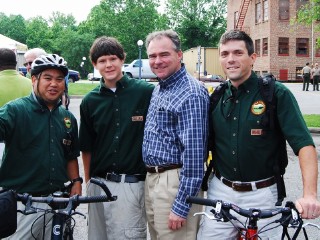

{"left": 23, "top": 62, "right": 33, "bottom": 67}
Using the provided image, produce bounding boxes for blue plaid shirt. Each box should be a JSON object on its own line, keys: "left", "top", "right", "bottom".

{"left": 143, "top": 65, "right": 209, "bottom": 218}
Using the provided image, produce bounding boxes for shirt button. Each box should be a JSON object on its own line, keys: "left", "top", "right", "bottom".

{"left": 115, "top": 136, "right": 119, "bottom": 139}
{"left": 247, "top": 90, "right": 250, "bottom": 93}
{"left": 233, "top": 133, "right": 236, "bottom": 137}
{"left": 232, "top": 150, "right": 235, "bottom": 155}
{"left": 116, "top": 123, "right": 119, "bottom": 126}
{"left": 115, "top": 109, "right": 119, "bottom": 111}
{"left": 52, "top": 168, "right": 55, "bottom": 171}
{"left": 233, "top": 117, "right": 237, "bottom": 120}
{"left": 114, "top": 150, "right": 117, "bottom": 153}
{"left": 51, "top": 139, "right": 54, "bottom": 143}
{"left": 50, "top": 182, "right": 53, "bottom": 186}
{"left": 233, "top": 168, "right": 237, "bottom": 172}
{"left": 235, "top": 100, "right": 239, "bottom": 103}
{"left": 52, "top": 153, "right": 55, "bottom": 156}
{"left": 115, "top": 95, "right": 117, "bottom": 98}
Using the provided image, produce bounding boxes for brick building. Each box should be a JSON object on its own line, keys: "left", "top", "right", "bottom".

{"left": 228, "top": 0, "right": 320, "bottom": 81}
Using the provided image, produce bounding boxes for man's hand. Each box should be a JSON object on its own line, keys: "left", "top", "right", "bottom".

{"left": 168, "top": 211, "right": 186, "bottom": 230}
{"left": 70, "top": 182, "right": 82, "bottom": 196}
{"left": 296, "top": 196, "right": 320, "bottom": 219}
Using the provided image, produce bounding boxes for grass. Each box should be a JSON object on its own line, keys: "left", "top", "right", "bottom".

{"left": 68, "top": 82, "right": 320, "bottom": 128}
{"left": 303, "top": 114, "right": 320, "bottom": 128}
{"left": 68, "top": 81, "right": 99, "bottom": 95}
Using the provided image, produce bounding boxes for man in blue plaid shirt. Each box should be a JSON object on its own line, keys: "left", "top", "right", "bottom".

{"left": 142, "top": 29, "right": 209, "bottom": 240}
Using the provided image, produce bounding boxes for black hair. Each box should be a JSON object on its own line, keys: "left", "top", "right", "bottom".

{"left": 219, "top": 30, "right": 254, "bottom": 56}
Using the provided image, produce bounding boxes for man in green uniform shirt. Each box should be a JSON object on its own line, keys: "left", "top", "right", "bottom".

{"left": 0, "top": 54, "right": 81, "bottom": 239}
{"left": 79, "top": 37, "right": 154, "bottom": 240}
{"left": 197, "top": 30, "right": 320, "bottom": 239}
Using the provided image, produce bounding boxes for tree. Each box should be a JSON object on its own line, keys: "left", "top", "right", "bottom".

{"left": 295, "top": 0, "right": 320, "bottom": 47}
{"left": 0, "top": 13, "right": 27, "bottom": 44}
{"left": 165, "top": 0, "right": 226, "bottom": 50}
{"left": 81, "top": 0, "right": 169, "bottom": 62}
{"left": 25, "top": 17, "right": 52, "bottom": 51}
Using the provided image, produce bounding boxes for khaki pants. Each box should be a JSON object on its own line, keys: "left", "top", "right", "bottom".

{"left": 145, "top": 169, "right": 202, "bottom": 240}
{"left": 3, "top": 202, "right": 52, "bottom": 240}
{"left": 197, "top": 175, "right": 282, "bottom": 240}
{"left": 87, "top": 178, "right": 147, "bottom": 240}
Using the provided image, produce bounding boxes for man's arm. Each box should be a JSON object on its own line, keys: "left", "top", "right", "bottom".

{"left": 67, "top": 158, "right": 82, "bottom": 196}
{"left": 82, "top": 151, "right": 91, "bottom": 183}
{"left": 295, "top": 145, "right": 320, "bottom": 219}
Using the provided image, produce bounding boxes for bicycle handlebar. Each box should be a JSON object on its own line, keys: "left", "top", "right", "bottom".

{"left": 187, "top": 196, "right": 297, "bottom": 220}
{"left": 16, "top": 177, "right": 117, "bottom": 216}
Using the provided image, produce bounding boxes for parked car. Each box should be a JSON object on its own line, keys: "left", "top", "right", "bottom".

{"left": 18, "top": 67, "right": 27, "bottom": 77}
{"left": 123, "top": 59, "right": 157, "bottom": 79}
{"left": 18, "top": 67, "right": 80, "bottom": 83}
{"left": 68, "top": 69, "right": 80, "bottom": 83}
{"left": 199, "top": 74, "right": 225, "bottom": 82}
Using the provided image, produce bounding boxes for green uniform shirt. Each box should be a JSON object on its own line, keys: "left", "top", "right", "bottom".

{"left": 79, "top": 75, "right": 154, "bottom": 176}
{"left": 0, "top": 93, "right": 80, "bottom": 194}
{"left": 0, "top": 70, "right": 32, "bottom": 107}
{"left": 212, "top": 72, "right": 314, "bottom": 181}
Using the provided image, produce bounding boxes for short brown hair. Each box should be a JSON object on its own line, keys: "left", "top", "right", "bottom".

{"left": 90, "top": 37, "right": 126, "bottom": 64}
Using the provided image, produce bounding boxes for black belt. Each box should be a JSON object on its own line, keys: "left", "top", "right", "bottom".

{"left": 215, "top": 172, "right": 275, "bottom": 192}
{"left": 146, "top": 164, "right": 182, "bottom": 173}
{"left": 97, "top": 173, "right": 146, "bottom": 183}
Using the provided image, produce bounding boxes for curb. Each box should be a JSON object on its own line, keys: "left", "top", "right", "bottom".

{"left": 309, "top": 127, "right": 320, "bottom": 134}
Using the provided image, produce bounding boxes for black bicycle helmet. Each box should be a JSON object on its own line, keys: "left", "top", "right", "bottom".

{"left": 31, "top": 54, "right": 68, "bottom": 77}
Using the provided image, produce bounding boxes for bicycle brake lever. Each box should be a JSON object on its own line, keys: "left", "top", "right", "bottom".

{"left": 194, "top": 211, "right": 220, "bottom": 220}
{"left": 71, "top": 211, "right": 86, "bottom": 219}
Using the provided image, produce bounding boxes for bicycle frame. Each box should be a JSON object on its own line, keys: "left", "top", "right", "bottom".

{"left": 187, "top": 196, "right": 304, "bottom": 240}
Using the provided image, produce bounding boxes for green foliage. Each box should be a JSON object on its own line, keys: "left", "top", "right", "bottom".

{"left": 295, "top": 0, "right": 320, "bottom": 31}
{"left": 303, "top": 114, "right": 320, "bottom": 128}
{"left": 1, "top": 0, "right": 226, "bottom": 71}
{"left": 165, "top": 0, "right": 227, "bottom": 50}
{"left": 0, "top": 13, "right": 27, "bottom": 43}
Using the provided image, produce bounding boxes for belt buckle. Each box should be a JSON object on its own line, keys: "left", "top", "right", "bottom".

{"left": 155, "top": 166, "right": 159, "bottom": 173}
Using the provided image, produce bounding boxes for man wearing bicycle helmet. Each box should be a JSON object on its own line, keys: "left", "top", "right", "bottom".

{"left": 0, "top": 54, "right": 82, "bottom": 239}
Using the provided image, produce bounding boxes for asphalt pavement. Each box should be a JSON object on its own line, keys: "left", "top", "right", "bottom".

{"left": 69, "top": 82, "right": 320, "bottom": 239}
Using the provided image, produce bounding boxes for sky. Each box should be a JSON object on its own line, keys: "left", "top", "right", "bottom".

{"left": 1, "top": 0, "right": 102, "bottom": 23}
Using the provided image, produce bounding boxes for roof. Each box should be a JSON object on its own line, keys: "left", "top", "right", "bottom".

{"left": 0, "top": 34, "right": 28, "bottom": 51}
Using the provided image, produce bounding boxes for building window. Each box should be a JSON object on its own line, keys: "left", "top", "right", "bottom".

{"left": 263, "top": 0, "right": 269, "bottom": 21}
{"left": 279, "top": 0, "right": 289, "bottom": 20}
{"left": 296, "top": 38, "right": 309, "bottom": 56}
{"left": 296, "top": 0, "right": 308, "bottom": 11}
{"left": 256, "top": 2, "right": 262, "bottom": 24}
{"left": 262, "top": 38, "right": 268, "bottom": 55}
{"left": 279, "top": 37, "right": 289, "bottom": 55}
{"left": 234, "top": 11, "right": 239, "bottom": 29}
{"left": 255, "top": 39, "right": 261, "bottom": 56}
{"left": 316, "top": 46, "right": 320, "bottom": 57}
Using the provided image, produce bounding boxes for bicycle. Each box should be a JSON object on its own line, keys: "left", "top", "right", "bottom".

{"left": 14, "top": 178, "right": 117, "bottom": 240}
{"left": 186, "top": 196, "right": 320, "bottom": 240}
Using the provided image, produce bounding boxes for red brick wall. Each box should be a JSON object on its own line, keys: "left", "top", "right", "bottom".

{"left": 227, "top": 0, "right": 320, "bottom": 80}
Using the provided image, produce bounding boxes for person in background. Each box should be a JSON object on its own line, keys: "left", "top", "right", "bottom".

{"left": 0, "top": 54, "right": 81, "bottom": 239}
{"left": 311, "top": 63, "right": 320, "bottom": 91}
{"left": 142, "top": 29, "right": 209, "bottom": 240}
{"left": 79, "top": 36, "right": 154, "bottom": 240}
{"left": 197, "top": 29, "right": 320, "bottom": 239}
{"left": 23, "top": 48, "right": 46, "bottom": 78}
{"left": 302, "top": 62, "right": 312, "bottom": 91}
{"left": 0, "top": 48, "right": 32, "bottom": 161}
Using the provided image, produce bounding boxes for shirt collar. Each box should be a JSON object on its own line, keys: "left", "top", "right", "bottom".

{"left": 99, "top": 74, "right": 128, "bottom": 93}
{"left": 227, "top": 71, "right": 258, "bottom": 94}
{"left": 158, "top": 63, "right": 186, "bottom": 89}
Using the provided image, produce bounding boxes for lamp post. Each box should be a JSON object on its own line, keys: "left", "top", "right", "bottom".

{"left": 81, "top": 57, "right": 87, "bottom": 78}
{"left": 137, "top": 40, "right": 143, "bottom": 80}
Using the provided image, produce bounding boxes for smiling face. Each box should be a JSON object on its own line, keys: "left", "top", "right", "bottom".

{"left": 32, "top": 68, "right": 65, "bottom": 109}
{"left": 219, "top": 40, "right": 256, "bottom": 87}
{"left": 147, "top": 36, "right": 183, "bottom": 80}
{"left": 93, "top": 55, "right": 124, "bottom": 88}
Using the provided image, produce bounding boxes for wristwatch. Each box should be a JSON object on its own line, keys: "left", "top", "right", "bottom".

{"left": 71, "top": 177, "right": 83, "bottom": 184}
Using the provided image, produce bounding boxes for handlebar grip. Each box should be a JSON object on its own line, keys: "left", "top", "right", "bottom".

{"left": 90, "top": 178, "right": 113, "bottom": 198}
{"left": 77, "top": 195, "right": 117, "bottom": 203}
{"left": 186, "top": 196, "right": 217, "bottom": 207}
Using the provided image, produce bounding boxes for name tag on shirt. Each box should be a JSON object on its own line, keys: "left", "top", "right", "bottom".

{"left": 132, "top": 116, "right": 144, "bottom": 121}
{"left": 251, "top": 129, "right": 263, "bottom": 135}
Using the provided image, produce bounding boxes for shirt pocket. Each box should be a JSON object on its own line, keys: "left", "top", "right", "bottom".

{"left": 156, "top": 110, "right": 177, "bottom": 133}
